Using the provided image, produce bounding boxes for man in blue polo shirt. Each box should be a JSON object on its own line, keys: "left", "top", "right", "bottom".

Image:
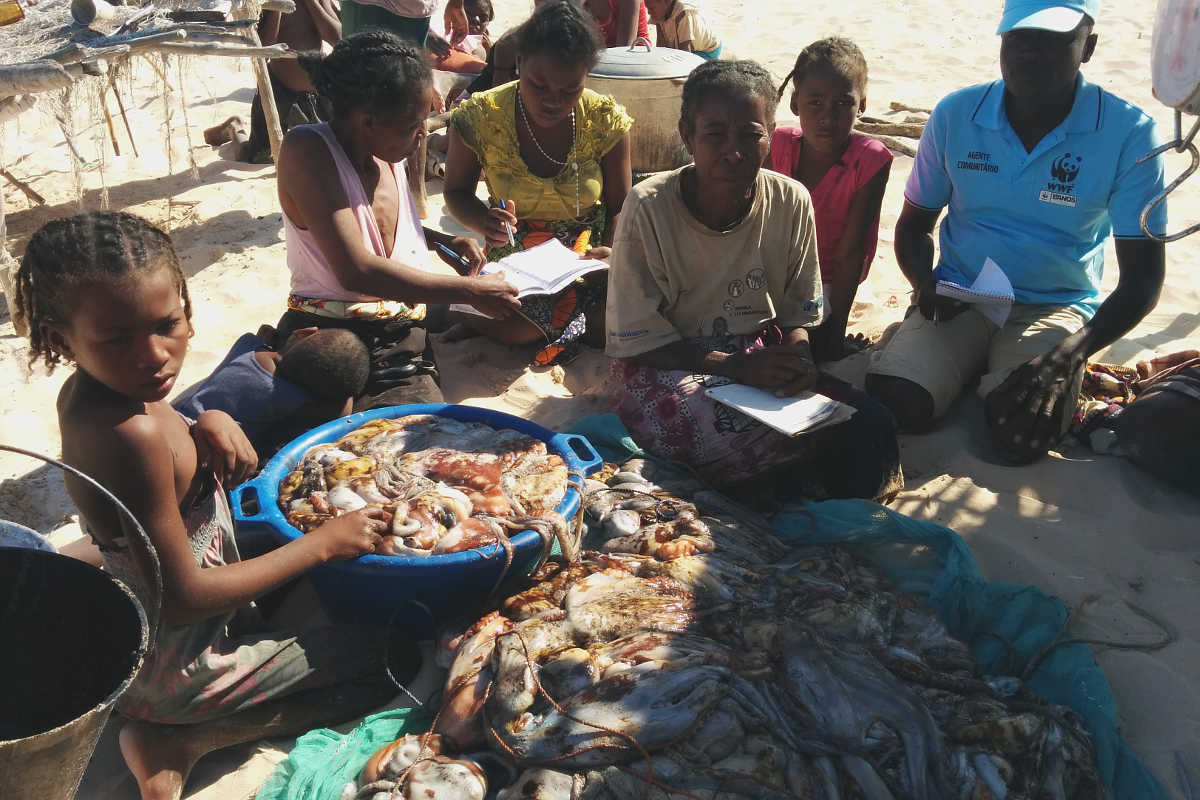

{"left": 865, "top": 0, "right": 1167, "bottom": 464}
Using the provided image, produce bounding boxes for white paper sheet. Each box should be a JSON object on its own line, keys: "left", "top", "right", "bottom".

{"left": 935, "top": 257, "right": 1015, "bottom": 327}
{"left": 450, "top": 239, "right": 608, "bottom": 318}
{"left": 704, "top": 384, "right": 856, "bottom": 437}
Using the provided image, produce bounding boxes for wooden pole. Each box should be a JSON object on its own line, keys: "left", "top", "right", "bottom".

{"left": 859, "top": 132, "right": 917, "bottom": 157}
{"left": 155, "top": 42, "right": 292, "bottom": 57}
{"left": 1, "top": 168, "right": 47, "bottom": 205}
{"left": 230, "top": 0, "right": 285, "bottom": 163}
{"left": 407, "top": 135, "right": 429, "bottom": 219}
{"left": 853, "top": 121, "right": 925, "bottom": 139}
{"left": 0, "top": 178, "right": 28, "bottom": 337}
{"left": 100, "top": 89, "right": 121, "bottom": 156}
{"left": 109, "top": 74, "right": 139, "bottom": 157}
{"left": 0, "top": 94, "right": 36, "bottom": 126}
{"left": 0, "top": 60, "right": 73, "bottom": 96}
{"left": 245, "top": 39, "right": 284, "bottom": 162}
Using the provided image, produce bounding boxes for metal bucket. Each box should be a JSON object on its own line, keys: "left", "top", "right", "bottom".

{"left": 0, "top": 549, "right": 147, "bottom": 799}
{"left": 586, "top": 39, "right": 704, "bottom": 174}
{"left": 0, "top": 446, "right": 161, "bottom": 800}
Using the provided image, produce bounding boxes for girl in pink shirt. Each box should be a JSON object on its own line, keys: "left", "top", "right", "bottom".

{"left": 772, "top": 37, "right": 892, "bottom": 362}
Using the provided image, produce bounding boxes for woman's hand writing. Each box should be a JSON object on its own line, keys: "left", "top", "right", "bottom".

{"left": 584, "top": 246, "right": 612, "bottom": 261}
{"left": 310, "top": 507, "right": 388, "bottom": 562}
{"left": 439, "top": 236, "right": 486, "bottom": 275}
{"left": 466, "top": 271, "right": 521, "bottom": 319}
{"left": 484, "top": 201, "right": 518, "bottom": 248}
{"left": 192, "top": 410, "right": 258, "bottom": 487}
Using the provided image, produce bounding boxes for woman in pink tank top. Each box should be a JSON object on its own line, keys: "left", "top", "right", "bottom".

{"left": 275, "top": 31, "right": 520, "bottom": 405}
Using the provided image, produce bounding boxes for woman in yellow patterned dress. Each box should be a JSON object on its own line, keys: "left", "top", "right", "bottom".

{"left": 443, "top": 0, "right": 632, "bottom": 365}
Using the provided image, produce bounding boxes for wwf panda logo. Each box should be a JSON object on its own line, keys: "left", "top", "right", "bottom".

{"left": 1050, "top": 153, "right": 1082, "bottom": 183}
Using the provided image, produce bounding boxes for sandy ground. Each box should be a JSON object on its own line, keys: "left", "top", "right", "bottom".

{"left": 2, "top": 0, "right": 1199, "bottom": 797}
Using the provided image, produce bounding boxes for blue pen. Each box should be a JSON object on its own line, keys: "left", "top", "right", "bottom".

{"left": 435, "top": 241, "right": 472, "bottom": 273}
{"left": 498, "top": 199, "right": 516, "bottom": 247}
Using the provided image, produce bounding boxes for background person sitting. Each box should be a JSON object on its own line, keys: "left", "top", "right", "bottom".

{"left": 443, "top": 0, "right": 632, "bottom": 365}
{"left": 645, "top": 0, "right": 721, "bottom": 59}
{"left": 203, "top": 0, "right": 341, "bottom": 163}
{"left": 772, "top": 37, "right": 891, "bottom": 362}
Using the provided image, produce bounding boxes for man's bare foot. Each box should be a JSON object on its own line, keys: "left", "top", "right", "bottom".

{"left": 119, "top": 720, "right": 200, "bottom": 800}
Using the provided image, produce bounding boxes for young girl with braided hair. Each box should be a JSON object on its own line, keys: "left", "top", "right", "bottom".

{"left": 773, "top": 37, "right": 892, "bottom": 362}
{"left": 276, "top": 30, "right": 519, "bottom": 404}
{"left": 17, "top": 211, "right": 399, "bottom": 800}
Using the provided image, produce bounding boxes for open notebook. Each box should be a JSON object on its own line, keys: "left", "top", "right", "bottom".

{"left": 935, "top": 257, "right": 1015, "bottom": 327}
{"left": 705, "top": 384, "right": 857, "bottom": 437}
{"left": 450, "top": 239, "right": 608, "bottom": 318}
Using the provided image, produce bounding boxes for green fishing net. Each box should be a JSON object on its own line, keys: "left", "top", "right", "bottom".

{"left": 255, "top": 706, "right": 432, "bottom": 800}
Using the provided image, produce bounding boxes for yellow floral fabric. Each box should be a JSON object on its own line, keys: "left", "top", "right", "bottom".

{"left": 450, "top": 82, "right": 633, "bottom": 223}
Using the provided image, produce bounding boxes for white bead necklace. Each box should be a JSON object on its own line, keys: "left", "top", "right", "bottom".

{"left": 517, "top": 91, "right": 582, "bottom": 217}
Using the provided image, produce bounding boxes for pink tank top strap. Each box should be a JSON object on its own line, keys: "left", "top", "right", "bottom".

{"left": 285, "top": 122, "right": 422, "bottom": 303}
{"left": 307, "top": 122, "right": 404, "bottom": 260}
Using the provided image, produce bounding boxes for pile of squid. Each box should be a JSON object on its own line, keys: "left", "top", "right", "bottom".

{"left": 348, "top": 459, "right": 1104, "bottom": 800}
{"left": 278, "top": 415, "right": 575, "bottom": 559}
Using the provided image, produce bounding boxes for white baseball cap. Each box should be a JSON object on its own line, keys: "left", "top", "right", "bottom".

{"left": 997, "top": 0, "right": 1100, "bottom": 34}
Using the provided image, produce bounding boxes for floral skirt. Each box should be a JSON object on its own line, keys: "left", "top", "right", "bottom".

{"left": 612, "top": 336, "right": 902, "bottom": 500}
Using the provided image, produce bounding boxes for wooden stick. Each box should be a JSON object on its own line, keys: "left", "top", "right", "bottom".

{"left": 155, "top": 42, "right": 293, "bottom": 58}
{"left": 178, "top": 19, "right": 262, "bottom": 29}
{"left": 54, "top": 113, "right": 89, "bottom": 165}
{"left": 109, "top": 74, "right": 139, "bottom": 157}
{"left": 100, "top": 88, "right": 121, "bottom": 156}
{"left": 1, "top": 167, "right": 45, "bottom": 205}
{"left": 241, "top": 24, "right": 286, "bottom": 162}
{"left": 0, "top": 94, "right": 36, "bottom": 126}
{"left": 230, "top": 0, "right": 287, "bottom": 162}
{"left": 262, "top": 0, "right": 297, "bottom": 12}
{"left": 0, "top": 60, "right": 73, "bottom": 96}
{"left": 139, "top": 52, "right": 170, "bottom": 83}
{"left": 890, "top": 101, "right": 932, "bottom": 113}
{"left": 63, "top": 59, "right": 110, "bottom": 80}
{"left": 407, "top": 135, "right": 429, "bottom": 219}
{"left": 860, "top": 132, "right": 917, "bottom": 157}
{"left": 51, "top": 43, "right": 132, "bottom": 65}
{"left": 47, "top": 26, "right": 187, "bottom": 60}
{"left": 175, "top": 32, "right": 260, "bottom": 46}
{"left": 854, "top": 121, "right": 925, "bottom": 139}
{"left": 0, "top": 183, "right": 27, "bottom": 336}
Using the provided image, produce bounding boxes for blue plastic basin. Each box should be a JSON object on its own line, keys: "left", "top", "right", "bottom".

{"left": 232, "top": 404, "right": 602, "bottom": 624}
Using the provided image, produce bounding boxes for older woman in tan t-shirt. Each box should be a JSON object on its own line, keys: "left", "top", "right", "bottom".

{"left": 605, "top": 60, "right": 900, "bottom": 501}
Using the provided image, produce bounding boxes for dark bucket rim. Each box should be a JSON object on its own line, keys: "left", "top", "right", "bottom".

{"left": 0, "top": 548, "right": 149, "bottom": 745}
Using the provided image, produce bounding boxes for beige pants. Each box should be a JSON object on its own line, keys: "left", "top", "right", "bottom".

{"left": 867, "top": 303, "right": 1088, "bottom": 420}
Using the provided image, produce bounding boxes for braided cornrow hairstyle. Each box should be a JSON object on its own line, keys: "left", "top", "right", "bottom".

{"left": 680, "top": 60, "right": 780, "bottom": 133}
{"left": 777, "top": 37, "right": 868, "bottom": 99}
{"left": 298, "top": 30, "right": 433, "bottom": 120}
{"left": 515, "top": 0, "right": 603, "bottom": 71}
{"left": 15, "top": 211, "right": 191, "bottom": 372}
